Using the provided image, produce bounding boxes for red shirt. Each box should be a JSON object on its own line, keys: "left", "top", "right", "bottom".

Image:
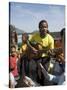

{"left": 10, "top": 55, "right": 18, "bottom": 77}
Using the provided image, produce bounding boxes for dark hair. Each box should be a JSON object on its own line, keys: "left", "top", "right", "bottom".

{"left": 60, "top": 28, "right": 65, "bottom": 37}
{"left": 61, "top": 28, "right": 65, "bottom": 52}
{"left": 39, "top": 20, "right": 48, "bottom": 28}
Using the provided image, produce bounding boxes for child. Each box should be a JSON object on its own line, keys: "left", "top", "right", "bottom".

{"left": 19, "top": 33, "right": 29, "bottom": 77}
{"left": 9, "top": 45, "right": 19, "bottom": 87}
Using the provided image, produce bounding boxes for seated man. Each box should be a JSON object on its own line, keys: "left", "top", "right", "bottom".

{"left": 29, "top": 20, "right": 54, "bottom": 58}
{"left": 28, "top": 20, "right": 54, "bottom": 84}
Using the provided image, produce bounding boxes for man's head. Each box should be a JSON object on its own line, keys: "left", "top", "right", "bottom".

{"left": 39, "top": 20, "right": 48, "bottom": 38}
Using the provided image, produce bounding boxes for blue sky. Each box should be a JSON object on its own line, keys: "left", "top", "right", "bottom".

{"left": 10, "top": 2, "right": 65, "bottom": 33}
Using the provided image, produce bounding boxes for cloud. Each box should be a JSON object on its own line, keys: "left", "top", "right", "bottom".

{"left": 10, "top": 3, "right": 48, "bottom": 21}
{"left": 10, "top": 3, "right": 65, "bottom": 32}
{"left": 11, "top": 3, "right": 64, "bottom": 21}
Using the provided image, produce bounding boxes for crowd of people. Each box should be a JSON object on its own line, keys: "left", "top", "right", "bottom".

{"left": 9, "top": 20, "right": 65, "bottom": 88}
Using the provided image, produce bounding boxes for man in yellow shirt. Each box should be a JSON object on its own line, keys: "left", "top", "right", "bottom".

{"left": 29, "top": 20, "right": 54, "bottom": 84}
{"left": 29, "top": 20, "right": 54, "bottom": 58}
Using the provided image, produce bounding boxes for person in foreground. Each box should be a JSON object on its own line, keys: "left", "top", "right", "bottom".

{"left": 39, "top": 28, "right": 65, "bottom": 85}
{"left": 28, "top": 20, "right": 54, "bottom": 85}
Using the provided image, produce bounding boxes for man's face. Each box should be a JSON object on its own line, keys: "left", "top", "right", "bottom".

{"left": 39, "top": 22, "right": 48, "bottom": 37}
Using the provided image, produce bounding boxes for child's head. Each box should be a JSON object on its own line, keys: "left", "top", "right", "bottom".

{"left": 10, "top": 45, "right": 16, "bottom": 56}
{"left": 39, "top": 20, "right": 48, "bottom": 37}
{"left": 22, "top": 33, "right": 28, "bottom": 43}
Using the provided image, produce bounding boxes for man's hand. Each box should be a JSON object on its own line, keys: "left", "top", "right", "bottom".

{"left": 31, "top": 48, "right": 38, "bottom": 54}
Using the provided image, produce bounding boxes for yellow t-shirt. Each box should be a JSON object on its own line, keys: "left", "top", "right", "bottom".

{"left": 29, "top": 32, "right": 54, "bottom": 57}
{"left": 20, "top": 43, "right": 28, "bottom": 55}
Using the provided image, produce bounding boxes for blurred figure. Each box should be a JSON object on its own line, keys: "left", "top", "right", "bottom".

{"left": 60, "top": 28, "right": 65, "bottom": 59}
{"left": 10, "top": 30, "right": 18, "bottom": 52}
{"left": 20, "top": 33, "right": 28, "bottom": 55}
{"left": 19, "top": 33, "right": 29, "bottom": 78}
{"left": 54, "top": 39, "right": 62, "bottom": 48}
{"left": 9, "top": 45, "right": 19, "bottom": 88}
